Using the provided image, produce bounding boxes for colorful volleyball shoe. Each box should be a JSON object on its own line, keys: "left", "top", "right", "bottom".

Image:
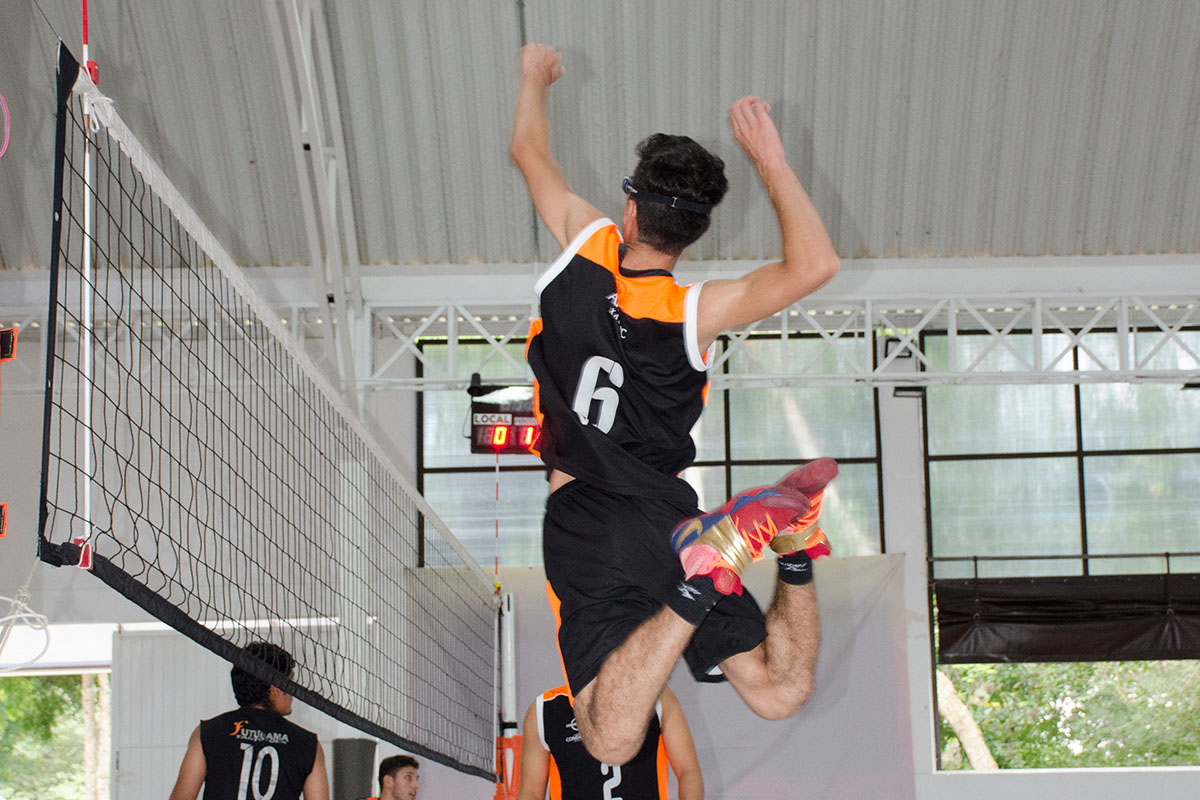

{"left": 671, "top": 482, "right": 811, "bottom": 596}
{"left": 770, "top": 458, "right": 838, "bottom": 556}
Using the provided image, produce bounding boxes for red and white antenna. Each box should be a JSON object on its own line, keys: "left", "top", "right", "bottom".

{"left": 76, "top": 0, "right": 97, "bottom": 570}
{"left": 82, "top": 0, "right": 99, "bottom": 84}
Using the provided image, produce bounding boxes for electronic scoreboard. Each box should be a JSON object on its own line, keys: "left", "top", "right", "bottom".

{"left": 469, "top": 385, "right": 540, "bottom": 455}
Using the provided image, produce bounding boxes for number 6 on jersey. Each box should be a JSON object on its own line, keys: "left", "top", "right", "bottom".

{"left": 572, "top": 355, "right": 624, "bottom": 433}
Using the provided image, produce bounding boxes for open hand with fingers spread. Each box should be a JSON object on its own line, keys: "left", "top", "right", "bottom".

{"left": 519, "top": 43, "right": 564, "bottom": 88}
{"left": 730, "top": 95, "right": 786, "bottom": 172}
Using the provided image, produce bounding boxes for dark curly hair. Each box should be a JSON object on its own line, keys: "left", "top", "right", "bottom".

{"left": 231, "top": 641, "right": 295, "bottom": 707}
{"left": 379, "top": 754, "right": 419, "bottom": 790}
{"left": 630, "top": 134, "right": 728, "bottom": 256}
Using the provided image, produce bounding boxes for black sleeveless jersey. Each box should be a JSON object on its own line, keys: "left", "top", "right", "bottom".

{"left": 537, "top": 685, "right": 668, "bottom": 800}
{"left": 199, "top": 707, "right": 318, "bottom": 800}
{"left": 526, "top": 219, "right": 713, "bottom": 506}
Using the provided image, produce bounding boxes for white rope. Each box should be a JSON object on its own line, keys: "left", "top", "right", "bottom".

{"left": 0, "top": 562, "right": 51, "bottom": 672}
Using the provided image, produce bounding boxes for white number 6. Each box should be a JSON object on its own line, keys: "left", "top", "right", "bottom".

{"left": 572, "top": 356, "right": 624, "bottom": 433}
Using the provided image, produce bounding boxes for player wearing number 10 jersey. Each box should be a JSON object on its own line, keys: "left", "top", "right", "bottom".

{"left": 169, "top": 642, "right": 329, "bottom": 800}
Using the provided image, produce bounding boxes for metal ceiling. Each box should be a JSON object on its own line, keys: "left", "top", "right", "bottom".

{"left": 3, "top": 0, "right": 1199, "bottom": 277}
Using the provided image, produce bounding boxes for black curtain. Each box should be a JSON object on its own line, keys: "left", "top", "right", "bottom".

{"left": 935, "top": 573, "right": 1200, "bottom": 663}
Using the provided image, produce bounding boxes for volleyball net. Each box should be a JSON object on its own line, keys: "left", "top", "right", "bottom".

{"left": 38, "top": 45, "right": 497, "bottom": 779}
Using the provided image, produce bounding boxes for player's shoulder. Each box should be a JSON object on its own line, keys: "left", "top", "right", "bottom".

{"left": 200, "top": 706, "right": 241, "bottom": 727}
{"left": 534, "top": 218, "right": 621, "bottom": 296}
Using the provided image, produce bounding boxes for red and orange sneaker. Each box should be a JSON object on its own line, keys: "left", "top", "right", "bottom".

{"left": 770, "top": 457, "right": 838, "bottom": 557}
{"left": 671, "top": 481, "right": 811, "bottom": 596}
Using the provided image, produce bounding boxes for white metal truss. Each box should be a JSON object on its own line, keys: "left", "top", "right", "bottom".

{"left": 366, "top": 293, "right": 1200, "bottom": 391}
{"left": 265, "top": 0, "right": 364, "bottom": 399}
{"left": 5, "top": 257, "right": 1198, "bottom": 394}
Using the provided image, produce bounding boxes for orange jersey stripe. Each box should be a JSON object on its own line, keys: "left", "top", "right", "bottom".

{"left": 576, "top": 223, "right": 622, "bottom": 270}
{"left": 656, "top": 734, "right": 669, "bottom": 800}
{"left": 525, "top": 317, "right": 544, "bottom": 360}
{"left": 526, "top": 317, "right": 546, "bottom": 456}
{"left": 614, "top": 274, "right": 688, "bottom": 323}
{"left": 547, "top": 757, "right": 563, "bottom": 800}
{"left": 575, "top": 221, "right": 690, "bottom": 323}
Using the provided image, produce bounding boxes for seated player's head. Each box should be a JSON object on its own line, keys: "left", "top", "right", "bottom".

{"left": 626, "top": 134, "right": 729, "bottom": 256}
{"left": 379, "top": 754, "right": 420, "bottom": 800}
{"left": 231, "top": 641, "right": 296, "bottom": 713}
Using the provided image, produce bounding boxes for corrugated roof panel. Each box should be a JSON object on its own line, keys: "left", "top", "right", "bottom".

{"left": 83, "top": 3, "right": 307, "bottom": 267}
{"left": 331, "top": 1, "right": 528, "bottom": 267}
{"left": 6, "top": 0, "right": 1200, "bottom": 274}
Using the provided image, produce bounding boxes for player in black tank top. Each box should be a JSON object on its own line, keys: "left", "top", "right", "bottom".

{"left": 198, "top": 707, "right": 319, "bottom": 799}
{"left": 170, "top": 642, "right": 329, "bottom": 800}
{"left": 512, "top": 43, "right": 841, "bottom": 766}
{"left": 516, "top": 686, "right": 702, "bottom": 800}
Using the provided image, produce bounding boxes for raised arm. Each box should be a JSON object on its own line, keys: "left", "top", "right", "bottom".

{"left": 509, "top": 43, "right": 604, "bottom": 249}
{"left": 660, "top": 687, "right": 704, "bottom": 800}
{"left": 696, "top": 96, "right": 840, "bottom": 349}
{"left": 515, "top": 700, "right": 551, "bottom": 800}
{"left": 168, "top": 726, "right": 206, "bottom": 800}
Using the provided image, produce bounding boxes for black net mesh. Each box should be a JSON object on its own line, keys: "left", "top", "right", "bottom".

{"left": 39, "top": 45, "right": 495, "bottom": 779}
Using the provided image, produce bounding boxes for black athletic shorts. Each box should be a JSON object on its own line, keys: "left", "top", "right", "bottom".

{"left": 543, "top": 479, "right": 768, "bottom": 696}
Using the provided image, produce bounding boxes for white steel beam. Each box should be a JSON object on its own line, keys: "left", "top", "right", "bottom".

{"left": 264, "top": 0, "right": 362, "bottom": 397}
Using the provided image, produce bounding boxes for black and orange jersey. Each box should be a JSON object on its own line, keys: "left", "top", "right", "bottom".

{"left": 537, "top": 685, "right": 668, "bottom": 800}
{"left": 526, "top": 218, "right": 713, "bottom": 505}
{"left": 199, "top": 707, "right": 318, "bottom": 800}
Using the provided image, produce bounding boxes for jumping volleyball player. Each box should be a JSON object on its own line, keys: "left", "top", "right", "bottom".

{"left": 512, "top": 43, "right": 841, "bottom": 764}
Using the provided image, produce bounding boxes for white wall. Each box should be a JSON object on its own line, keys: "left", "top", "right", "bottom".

{"left": 109, "top": 628, "right": 490, "bottom": 800}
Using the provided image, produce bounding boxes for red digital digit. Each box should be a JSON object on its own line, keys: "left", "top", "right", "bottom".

{"left": 492, "top": 425, "right": 509, "bottom": 447}
{"left": 523, "top": 427, "right": 536, "bottom": 447}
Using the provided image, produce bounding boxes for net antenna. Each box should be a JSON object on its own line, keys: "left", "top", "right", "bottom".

{"left": 77, "top": 0, "right": 98, "bottom": 571}
{"left": 39, "top": 44, "right": 498, "bottom": 779}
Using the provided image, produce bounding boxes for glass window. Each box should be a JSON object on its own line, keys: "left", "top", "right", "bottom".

{"left": 1084, "top": 453, "right": 1200, "bottom": 574}
{"left": 930, "top": 458, "right": 1082, "bottom": 578}
{"left": 1080, "top": 333, "right": 1200, "bottom": 450}
{"left": 422, "top": 469, "right": 547, "bottom": 568}
{"left": 680, "top": 465, "right": 726, "bottom": 514}
{"left": 727, "top": 337, "right": 876, "bottom": 460}
{"left": 691, "top": 386, "right": 727, "bottom": 464}
{"left": 925, "top": 334, "right": 1077, "bottom": 455}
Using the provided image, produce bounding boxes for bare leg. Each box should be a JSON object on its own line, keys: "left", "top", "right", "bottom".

{"left": 572, "top": 607, "right": 696, "bottom": 765}
{"left": 719, "top": 581, "right": 820, "bottom": 718}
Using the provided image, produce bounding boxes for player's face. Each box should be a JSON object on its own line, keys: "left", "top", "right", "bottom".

{"left": 387, "top": 766, "right": 419, "bottom": 800}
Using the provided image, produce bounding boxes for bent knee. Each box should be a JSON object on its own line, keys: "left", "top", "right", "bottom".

{"left": 580, "top": 728, "right": 642, "bottom": 765}
{"left": 747, "top": 678, "right": 815, "bottom": 721}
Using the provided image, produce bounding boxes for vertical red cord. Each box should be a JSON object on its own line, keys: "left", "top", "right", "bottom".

{"left": 494, "top": 451, "right": 501, "bottom": 589}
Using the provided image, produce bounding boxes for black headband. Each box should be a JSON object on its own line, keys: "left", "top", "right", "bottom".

{"left": 622, "top": 176, "right": 713, "bottom": 215}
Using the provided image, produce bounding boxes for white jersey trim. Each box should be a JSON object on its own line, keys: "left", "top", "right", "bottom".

{"left": 534, "top": 217, "right": 617, "bottom": 297}
{"left": 535, "top": 695, "right": 550, "bottom": 751}
{"left": 684, "top": 281, "right": 715, "bottom": 372}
